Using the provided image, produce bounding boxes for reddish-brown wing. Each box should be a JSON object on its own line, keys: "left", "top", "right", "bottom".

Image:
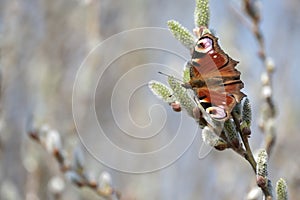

{"left": 189, "top": 33, "right": 245, "bottom": 118}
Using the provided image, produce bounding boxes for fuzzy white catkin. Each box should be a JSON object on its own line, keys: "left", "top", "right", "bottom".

{"left": 97, "top": 171, "right": 113, "bottom": 196}
{"left": 45, "top": 130, "right": 62, "bottom": 154}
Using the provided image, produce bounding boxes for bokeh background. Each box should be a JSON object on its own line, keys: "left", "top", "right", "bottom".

{"left": 0, "top": 0, "right": 299, "bottom": 199}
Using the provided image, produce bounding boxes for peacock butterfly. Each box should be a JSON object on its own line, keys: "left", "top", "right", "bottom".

{"left": 186, "top": 32, "right": 246, "bottom": 120}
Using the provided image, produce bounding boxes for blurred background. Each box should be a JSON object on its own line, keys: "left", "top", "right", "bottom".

{"left": 0, "top": 0, "right": 299, "bottom": 199}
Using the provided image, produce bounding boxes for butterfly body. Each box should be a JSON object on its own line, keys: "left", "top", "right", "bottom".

{"left": 188, "top": 33, "right": 245, "bottom": 119}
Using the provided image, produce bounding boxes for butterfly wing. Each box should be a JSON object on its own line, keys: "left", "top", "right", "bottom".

{"left": 189, "top": 33, "right": 245, "bottom": 118}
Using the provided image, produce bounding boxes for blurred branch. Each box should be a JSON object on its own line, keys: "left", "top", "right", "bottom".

{"left": 242, "top": 0, "right": 276, "bottom": 156}
{"left": 27, "top": 123, "right": 121, "bottom": 200}
{"left": 243, "top": 0, "right": 264, "bottom": 59}
{"left": 241, "top": 1, "right": 284, "bottom": 199}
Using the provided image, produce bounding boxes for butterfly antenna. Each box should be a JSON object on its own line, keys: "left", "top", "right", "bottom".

{"left": 158, "top": 71, "right": 184, "bottom": 83}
